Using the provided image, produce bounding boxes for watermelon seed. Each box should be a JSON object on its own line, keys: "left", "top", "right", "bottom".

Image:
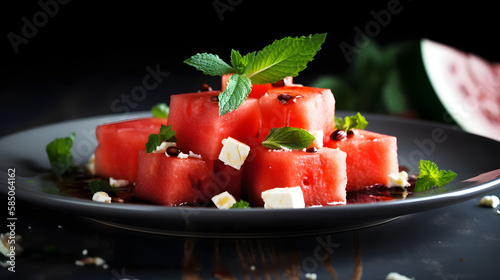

{"left": 306, "top": 147, "right": 318, "bottom": 153}
{"left": 278, "top": 93, "right": 293, "bottom": 104}
{"left": 272, "top": 79, "right": 286, "bottom": 87}
{"left": 166, "top": 146, "right": 181, "bottom": 157}
{"left": 201, "top": 84, "right": 212, "bottom": 91}
{"left": 330, "top": 129, "right": 347, "bottom": 141}
{"left": 210, "top": 95, "right": 219, "bottom": 102}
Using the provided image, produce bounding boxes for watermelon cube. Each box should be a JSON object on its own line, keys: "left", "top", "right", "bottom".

{"left": 94, "top": 117, "right": 168, "bottom": 182}
{"left": 324, "top": 129, "right": 399, "bottom": 191}
{"left": 258, "top": 86, "right": 336, "bottom": 142}
{"left": 244, "top": 147, "right": 347, "bottom": 207}
{"left": 167, "top": 91, "right": 261, "bottom": 160}
{"left": 134, "top": 150, "right": 214, "bottom": 206}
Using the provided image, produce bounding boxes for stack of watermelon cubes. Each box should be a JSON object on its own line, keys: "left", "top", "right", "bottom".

{"left": 93, "top": 77, "right": 399, "bottom": 207}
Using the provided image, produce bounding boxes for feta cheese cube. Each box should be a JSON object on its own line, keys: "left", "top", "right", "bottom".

{"left": 218, "top": 137, "right": 250, "bottom": 170}
{"left": 92, "top": 191, "right": 111, "bottom": 203}
{"left": 386, "top": 272, "right": 413, "bottom": 280}
{"left": 85, "top": 154, "right": 95, "bottom": 175}
{"left": 261, "top": 186, "right": 305, "bottom": 209}
{"left": 387, "top": 171, "right": 411, "bottom": 188}
{"left": 212, "top": 191, "right": 237, "bottom": 209}
{"left": 479, "top": 195, "right": 500, "bottom": 208}
{"left": 308, "top": 129, "right": 324, "bottom": 149}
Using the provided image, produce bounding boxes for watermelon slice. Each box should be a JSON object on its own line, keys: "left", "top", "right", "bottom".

{"left": 167, "top": 91, "right": 261, "bottom": 160}
{"left": 93, "top": 117, "right": 168, "bottom": 182}
{"left": 244, "top": 147, "right": 347, "bottom": 206}
{"left": 134, "top": 150, "right": 214, "bottom": 206}
{"left": 258, "top": 85, "right": 336, "bottom": 142}
{"left": 399, "top": 39, "right": 500, "bottom": 142}
{"left": 324, "top": 129, "right": 399, "bottom": 191}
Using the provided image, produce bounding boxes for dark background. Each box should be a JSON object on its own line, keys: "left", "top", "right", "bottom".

{"left": 1, "top": 0, "right": 498, "bottom": 137}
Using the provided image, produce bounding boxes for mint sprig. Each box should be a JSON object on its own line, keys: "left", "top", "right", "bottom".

{"left": 46, "top": 132, "right": 77, "bottom": 176}
{"left": 89, "top": 179, "right": 118, "bottom": 196}
{"left": 414, "top": 160, "right": 457, "bottom": 192}
{"left": 184, "top": 33, "right": 327, "bottom": 116}
{"left": 335, "top": 112, "right": 368, "bottom": 132}
{"left": 151, "top": 103, "right": 169, "bottom": 119}
{"left": 145, "top": 124, "right": 177, "bottom": 153}
{"left": 262, "top": 127, "right": 315, "bottom": 150}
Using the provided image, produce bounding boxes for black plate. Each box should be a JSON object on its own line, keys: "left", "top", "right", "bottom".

{"left": 1, "top": 112, "right": 500, "bottom": 238}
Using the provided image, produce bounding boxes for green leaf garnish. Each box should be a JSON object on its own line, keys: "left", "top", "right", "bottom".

{"left": 334, "top": 112, "right": 368, "bottom": 131}
{"left": 230, "top": 199, "right": 251, "bottom": 209}
{"left": 218, "top": 74, "right": 252, "bottom": 115}
{"left": 151, "top": 103, "right": 169, "bottom": 119}
{"left": 46, "top": 132, "right": 76, "bottom": 176}
{"left": 145, "top": 124, "right": 177, "bottom": 153}
{"left": 184, "top": 53, "right": 235, "bottom": 76}
{"left": 247, "top": 33, "right": 327, "bottom": 84}
{"left": 89, "top": 179, "right": 118, "bottom": 196}
{"left": 262, "top": 127, "right": 315, "bottom": 150}
{"left": 414, "top": 160, "right": 457, "bottom": 192}
{"left": 184, "top": 33, "right": 327, "bottom": 115}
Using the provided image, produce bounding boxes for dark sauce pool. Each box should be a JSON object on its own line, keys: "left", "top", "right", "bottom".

{"left": 48, "top": 167, "right": 417, "bottom": 207}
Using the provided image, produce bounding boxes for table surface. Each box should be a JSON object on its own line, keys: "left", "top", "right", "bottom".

{"left": 1, "top": 186, "right": 499, "bottom": 279}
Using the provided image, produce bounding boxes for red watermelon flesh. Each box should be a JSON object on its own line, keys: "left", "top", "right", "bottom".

{"left": 94, "top": 117, "right": 168, "bottom": 182}
{"left": 134, "top": 150, "right": 213, "bottom": 206}
{"left": 167, "top": 91, "right": 261, "bottom": 160}
{"left": 258, "top": 85, "right": 336, "bottom": 142}
{"left": 324, "top": 129, "right": 399, "bottom": 191}
{"left": 245, "top": 147, "right": 347, "bottom": 207}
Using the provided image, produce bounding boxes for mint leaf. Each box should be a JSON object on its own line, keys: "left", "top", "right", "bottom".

{"left": 230, "top": 49, "right": 256, "bottom": 75}
{"left": 145, "top": 124, "right": 177, "bottom": 153}
{"left": 46, "top": 132, "right": 76, "bottom": 176}
{"left": 89, "top": 179, "right": 118, "bottom": 196}
{"left": 335, "top": 112, "right": 368, "bottom": 131}
{"left": 230, "top": 199, "right": 251, "bottom": 209}
{"left": 414, "top": 160, "right": 457, "bottom": 192}
{"left": 184, "top": 53, "right": 235, "bottom": 76}
{"left": 218, "top": 73, "right": 252, "bottom": 116}
{"left": 262, "top": 127, "right": 315, "bottom": 150}
{"left": 248, "top": 33, "right": 327, "bottom": 84}
{"left": 151, "top": 103, "right": 169, "bottom": 119}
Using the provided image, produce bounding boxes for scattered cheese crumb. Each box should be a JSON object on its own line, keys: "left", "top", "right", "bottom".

{"left": 188, "top": 151, "right": 202, "bottom": 159}
{"left": 153, "top": 141, "right": 177, "bottom": 153}
{"left": 92, "top": 191, "right": 111, "bottom": 203}
{"left": 386, "top": 272, "right": 414, "bottom": 280}
{"left": 75, "top": 257, "right": 107, "bottom": 267}
{"left": 177, "top": 151, "right": 189, "bottom": 159}
{"left": 0, "top": 233, "right": 23, "bottom": 257}
{"left": 85, "top": 154, "right": 95, "bottom": 175}
{"left": 388, "top": 171, "right": 411, "bottom": 188}
{"left": 212, "top": 191, "right": 237, "bottom": 209}
{"left": 109, "top": 177, "right": 129, "bottom": 187}
{"left": 261, "top": 186, "right": 305, "bottom": 209}
{"left": 218, "top": 137, "right": 250, "bottom": 170}
{"left": 479, "top": 195, "right": 500, "bottom": 208}
{"left": 82, "top": 249, "right": 88, "bottom": 256}
{"left": 305, "top": 273, "right": 317, "bottom": 280}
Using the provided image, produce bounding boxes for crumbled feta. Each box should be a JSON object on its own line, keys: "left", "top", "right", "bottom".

{"left": 218, "top": 137, "right": 250, "bottom": 170}
{"left": 386, "top": 272, "right": 414, "bottom": 280}
{"left": 109, "top": 177, "right": 129, "bottom": 187}
{"left": 305, "top": 273, "right": 317, "bottom": 280}
{"left": 92, "top": 191, "right": 111, "bottom": 203}
{"left": 153, "top": 141, "right": 177, "bottom": 153}
{"left": 261, "top": 186, "right": 305, "bottom": 209}
{"left": 188, "top": 151, "right": 202, "bottom": 159}
{"left": 75, "top": 257, "right": 107, "bottom": 267}
{"left": 211, "top": 191, "right": 238, "bottom": 209}
{"left": 308, "top": 130, "right": 324, "bottom": 148}
{"left": 479, "top": 195, "right": 500, "bottom": 208}
{"left": 388, "top": 171, "right": 411, "bottom": 188}
{"left": 85, "top": 154, "right": 95, "bottom": 175}
{"left": 177, "top": 151, "right": 189, "bottom": 159}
